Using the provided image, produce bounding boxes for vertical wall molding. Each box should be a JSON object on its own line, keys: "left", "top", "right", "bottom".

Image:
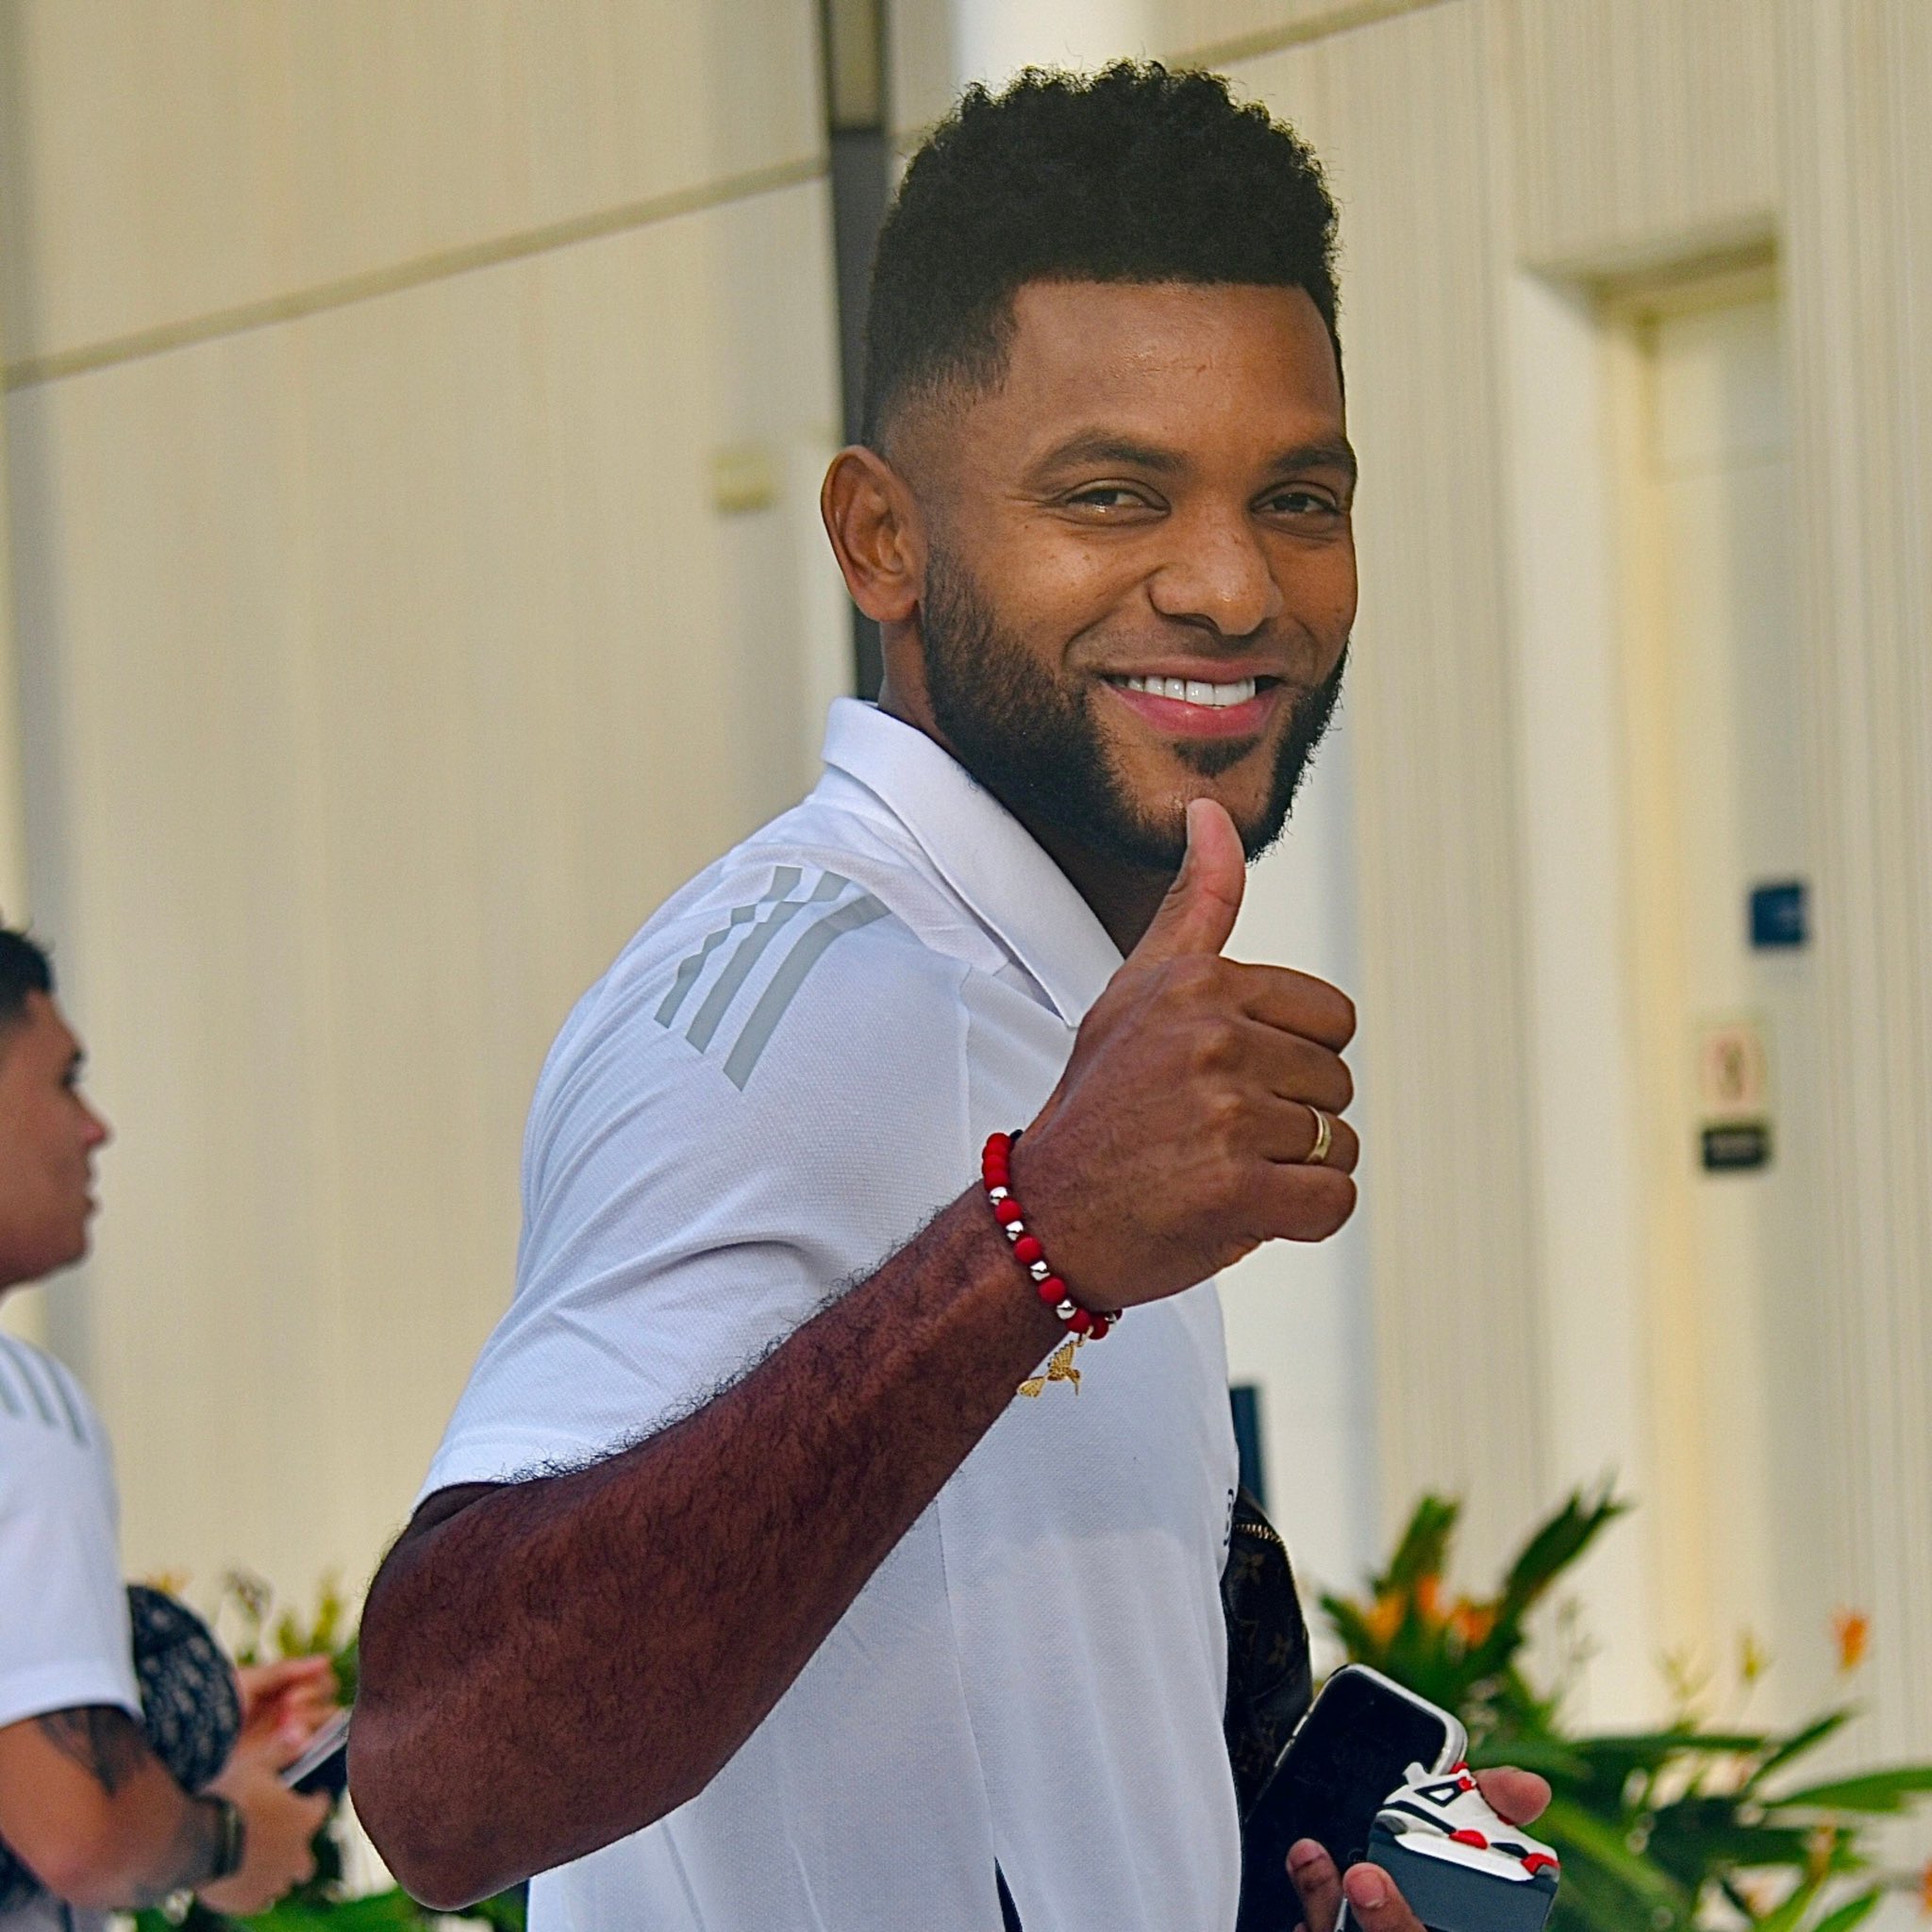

{"left": 1780, "top": 0, "right": 1932, "bottom": 1757}
{"left": 1244, "top": 1, "right": 1552, "bottom": 1577}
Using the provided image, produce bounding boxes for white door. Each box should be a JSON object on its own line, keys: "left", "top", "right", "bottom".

{"left": 1624, "top": 291, "right": 1835, "bottom": 1721}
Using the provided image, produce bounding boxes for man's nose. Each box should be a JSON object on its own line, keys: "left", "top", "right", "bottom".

{"left": 1145, "top": 507, "right": 1283, "bottom": 639}
{"left": 81, "top": 1103, "right": 111, "bottom": 1149}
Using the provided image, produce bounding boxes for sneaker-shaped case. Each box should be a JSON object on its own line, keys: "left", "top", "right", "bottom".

{"left": 1344, "top": 1760, "right": 1560, "bottom": 1932}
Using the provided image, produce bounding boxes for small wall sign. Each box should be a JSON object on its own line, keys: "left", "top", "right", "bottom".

{"left": 1696, "top": 1016, "right": 1773, "bottom": 1174}
{"left": 1749, "top": 879, "right": 1808, "bottom": 949}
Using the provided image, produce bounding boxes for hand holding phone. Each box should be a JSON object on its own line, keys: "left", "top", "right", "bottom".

{"left": 279, "top": 1707, "right": 351, "bottom": 1798}
{"left": 1238, "top": 1665, "right": 1464, "bottom": 1932}
{"left": 1238, "top": 1666, "right": 1559, "bottom": 1932}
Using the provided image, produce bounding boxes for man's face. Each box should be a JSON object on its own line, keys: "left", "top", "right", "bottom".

{"left": 903, "top": 279, "right": 1357, "bottom": 868}
{"left": 0, "top": 992, "right": 110, "bottom": 1290}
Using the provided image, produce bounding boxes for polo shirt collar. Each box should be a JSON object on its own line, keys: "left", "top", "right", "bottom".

{"left": 821, "top": 698, "right": 1123, "bottom": 1025}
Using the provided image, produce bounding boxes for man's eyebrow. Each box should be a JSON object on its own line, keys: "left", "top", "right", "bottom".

{"left": 1026, "top": 432, "right": 1358, "bottom": 485}
{"left": 1029, "top": 433, "right": 1187, "bottom": 476}
{"left": 1268, "top": 438, "right": 1358, "bottom": 486}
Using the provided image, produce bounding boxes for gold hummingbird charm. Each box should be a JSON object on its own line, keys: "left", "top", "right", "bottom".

{"left": 1018, "top": 1337, "right": 1083, "bottom": 1398}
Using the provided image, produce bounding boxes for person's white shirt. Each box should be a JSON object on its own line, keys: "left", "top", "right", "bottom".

{"left": 0, "top": 1334, "right": 141, "bottom": 1932}
{"left": 423, "top": 699, "right": 1242, "bottom": 1931}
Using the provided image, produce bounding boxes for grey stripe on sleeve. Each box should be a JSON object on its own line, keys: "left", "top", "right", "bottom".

{"left": 0, "top": 1335, "right": 60, "bottom": 1429}
{"left": 42, "top": 1357, "right": 89, "bottom": 1444}
{"left": 0, "top": 1351, "right": 22, "bottom": 1418}
{"left": 723, "top": 893, "right": 890, "bottom": 1090}
{"left": 684, "top": 872, "right": 848, "bottom": 1054}
{"left": 656, "top": 866, "right": 804, "bottom": 1027}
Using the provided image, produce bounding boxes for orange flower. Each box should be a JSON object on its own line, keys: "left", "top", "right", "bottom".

{"left": 1807, "top": 1824, "right": 1839, "bottom": 1884}
{"left": 1833, "top": 1608, "right": 1871, "bottom": 1674}
{"left": 1414, "top": 1574, "right": 1444, "bottom": 1624}
{"left": 1451, "top": 1598, "right": 1497, "bottom": 1648}
{"left": 1917, "top": 1857, "right": 1932, "bottom": 1916}
{"left": 1366, "top": 1592, "right": 1405, "bottom": 1645}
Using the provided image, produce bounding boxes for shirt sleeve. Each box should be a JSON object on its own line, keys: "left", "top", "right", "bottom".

{"left": 0, "top": 1348, "right": 141, "bottom": 1730}
{"left": 420, "top": 913, "right": 974, "bottom": 1500}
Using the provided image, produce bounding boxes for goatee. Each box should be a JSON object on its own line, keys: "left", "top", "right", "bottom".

{"left": 919, "top": 545, "right": 1346, "bottom": 872}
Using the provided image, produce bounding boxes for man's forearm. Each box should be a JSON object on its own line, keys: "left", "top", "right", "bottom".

{"left": 353, "top": 1190, "right": 1060, "bottom": 1907}
{"left": 0, "top": 1708, "right": 225, "bottom": 1910}
{"left": 126, "top": 1790, "right": 225, "bottom": 1908}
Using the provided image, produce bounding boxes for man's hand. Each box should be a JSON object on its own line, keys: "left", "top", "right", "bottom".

{"left": 1287, "top": 1769, "right": 1552, "bottom": 1932}
{"left": 199, "top": 1743, "right": 328, "bottom": 1917}
{"left": 234, "top": 1657, "right": 338, "bottom": 1766}
{"left": 1017, "top": 797, "right": 1359, "bottom": 1308}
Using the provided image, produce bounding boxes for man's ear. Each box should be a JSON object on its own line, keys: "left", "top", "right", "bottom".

{"left": 820, "top": 446, "right": 924, "bottom": 625}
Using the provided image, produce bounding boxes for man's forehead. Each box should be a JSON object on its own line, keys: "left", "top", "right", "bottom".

{"left": 964, "top": 279, "right": 1344, "bottom": 462}
{"left": 1013, "top": 277, "right": 1333, "bottom": 383}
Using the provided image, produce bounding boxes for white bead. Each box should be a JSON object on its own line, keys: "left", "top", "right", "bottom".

{"left": 988, "top": 1186, "right": 1008, "bottom": 1201}
{"left": 1029, "top": 1260, "right": 1050, "bottom": 1280}
{"left": 1055, "top": 1299, "right": 1078, "bottom": 1321}
{"left": 1005, "top": 1221, "right": 1024, "bottom": 1238}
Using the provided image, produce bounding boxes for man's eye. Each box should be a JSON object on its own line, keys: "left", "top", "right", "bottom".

{"left": 1264, "top": 490, "right": 1341, "bottom": 516}
{"left": 1065, "top": 486, "right": 1157, "bottom": 512}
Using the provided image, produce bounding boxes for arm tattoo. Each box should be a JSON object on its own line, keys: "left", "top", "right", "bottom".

{"left": 35, "top": 1707, "right": 225, "bottom": 1901}
{"left": 34, "top": 1707, "right": 149, "bottom": 1797}
{"left": 132, "top": 1795, "right": 224, "bottom": 1906}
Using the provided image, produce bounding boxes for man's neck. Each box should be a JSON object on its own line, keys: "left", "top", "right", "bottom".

{"left": 874, "top": 681, "right": 1174, "bottom": 956}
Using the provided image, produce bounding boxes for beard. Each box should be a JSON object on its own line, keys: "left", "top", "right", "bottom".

{"left": 919, "top": 544, "right": 1347, "bottom": 872}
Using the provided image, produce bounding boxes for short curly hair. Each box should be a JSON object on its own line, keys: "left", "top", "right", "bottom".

{"left": 0, "top": 925, "right": 52, "bottom": 1038}
{"left": 862, "top": 62, "right": 1341, "bottom": 444}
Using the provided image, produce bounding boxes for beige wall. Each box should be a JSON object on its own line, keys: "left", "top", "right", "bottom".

{"left": 0, "top": 0, "right": 845, "bottom": 1594}
{"left": 4, "top": 0, "right": 1930, "bottom": 1790}
{"left": 1220, "top": 0, "right": 1932, "bottom": 1766}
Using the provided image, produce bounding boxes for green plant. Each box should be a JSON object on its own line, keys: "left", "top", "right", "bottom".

{"left": 1324, "top": 1487, "right": 1932, "bottom": 1931}
{"left": 133, "top": 1577, "right": 524, "bottom": 1932}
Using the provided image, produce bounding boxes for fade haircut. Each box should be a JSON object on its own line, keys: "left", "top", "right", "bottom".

{"left": 0, "top": 926, "right": 52, "bottom": 1037}
{"left": 861, "top": 62, "right": 1341, "bottom": 446}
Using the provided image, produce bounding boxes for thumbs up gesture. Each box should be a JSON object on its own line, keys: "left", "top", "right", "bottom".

{"left": 1011, "top": 798, "right": 1358, "bottom": 1311}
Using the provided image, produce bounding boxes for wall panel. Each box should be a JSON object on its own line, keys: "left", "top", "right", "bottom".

{"left": 0, "top": 0, "right": 824, "bottom": 368}
{"left": 1781, "top": 0, "right": 1932, "bottom": 1762}
{"left": 1505, "top": 0, "right": 1780, "bottom": 272}
{"left": 1240, "top": 1, "right": 1549, "bottom": 1576}
{"left": 8, "top": 177, "right": 841, "bottom": 1591}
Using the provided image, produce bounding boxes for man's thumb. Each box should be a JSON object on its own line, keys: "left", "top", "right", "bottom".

{"left": 1130, "top": 798, "right": 1245, "bottom": 964}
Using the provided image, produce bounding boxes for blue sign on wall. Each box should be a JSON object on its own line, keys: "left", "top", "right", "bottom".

{"left": 1750, "top": 879, "right": 1808, "bottom": 949}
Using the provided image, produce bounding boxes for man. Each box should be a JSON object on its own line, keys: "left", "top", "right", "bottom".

{"left": 353, "top": 65, "right": 1547, "bottom": 1931}
{"left": 0, "top": 928, "right": 331, "bottom": 1928}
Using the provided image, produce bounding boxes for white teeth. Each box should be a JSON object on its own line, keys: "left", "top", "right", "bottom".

{"left": 1115, "top": 675, "right": 1258, "bottom": 708}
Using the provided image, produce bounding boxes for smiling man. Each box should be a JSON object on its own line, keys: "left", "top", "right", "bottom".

{"left": 353, "top": 66, "right": 1542, "bottom": 1932}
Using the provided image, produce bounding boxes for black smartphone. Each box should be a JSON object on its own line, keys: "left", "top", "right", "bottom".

{"left": 1237, "top": 1665, "right": 1465, "bottom": 1932}
{"left": 280, "top": 1708, "right": 351, "bottom": 1799}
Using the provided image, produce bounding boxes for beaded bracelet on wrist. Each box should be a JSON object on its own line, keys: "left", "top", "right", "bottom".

{"left": 980, "top": 1131, "right": 1121, "bottom": 1341}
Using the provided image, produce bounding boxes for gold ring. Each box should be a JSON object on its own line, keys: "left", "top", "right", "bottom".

{"left": 1307, "top": 1107, "right": 1334, "bottom": 1166}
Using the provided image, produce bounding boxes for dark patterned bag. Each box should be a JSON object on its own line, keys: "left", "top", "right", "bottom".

{"left": 1222, "top": 1484, "right": 1315, "bottom": 1819}
{"left": 0, "top": 1585, "right": 241, "bottom": 1910}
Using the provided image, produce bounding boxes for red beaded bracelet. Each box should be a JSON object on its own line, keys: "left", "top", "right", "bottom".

{"left": 981, "top": 1131, "right": 1119, "bottom": 1340}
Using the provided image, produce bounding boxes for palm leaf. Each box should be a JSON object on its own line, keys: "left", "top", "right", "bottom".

{"left": 1538, "top": 1794, "right": 1691, "bottom": 1917}
{"left": 1751, "top": 1875, "right": 1824, "bottom": 1932}
{"left": 1768, "top": 1766, "right": 1932, "bottom": 1813}
{"left": 1378, "top": 1494, "right": 1460, "bottom": 1592}
{"left": 1746, "top": 1711, "right": 1855, "bottom": 1790}
{"left": 1808, "top": 1888, "right": 1883, "bottom": 1932}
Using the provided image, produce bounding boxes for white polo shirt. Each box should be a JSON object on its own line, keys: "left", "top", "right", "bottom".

{"left": 423, "top": 699, "right": 1241, "bottom": 1932}
{"left": 0, "top": 1335, "right": 141, "bottom": 1932}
